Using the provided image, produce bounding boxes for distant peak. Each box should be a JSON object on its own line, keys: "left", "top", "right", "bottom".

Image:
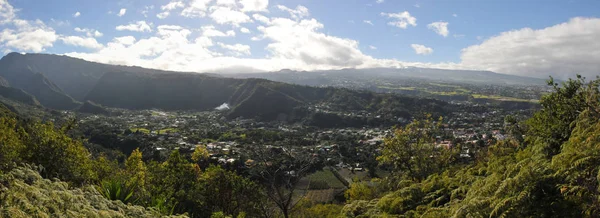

{"left": 1, "top": 52, "right": 24, "bottom": 60}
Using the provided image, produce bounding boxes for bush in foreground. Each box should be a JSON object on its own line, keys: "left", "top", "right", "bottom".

{"left": 0, "top": 166, "right": 187, "bottom": 218}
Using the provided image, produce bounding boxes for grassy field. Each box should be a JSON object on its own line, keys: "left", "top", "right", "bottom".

{"left": 377, "top": 84, "right": 538, "bottom": 103}
{"left": 157, "top": 128, "right": 179, "bottom": 134}
{"left": 336, "top": 168, "right": 370, "bottom": 184}
{"left": 376, "top": 86, "right": 416, "bottom": 90}
{"left": 306, "top": 169, "right": 347, "bottom": 189}
{"left": 130, "top": 127, "right": 150, "bottom": 134}
{"left": 429, "top": 83, "right": 461, "bottom": 88}
{"left": 472, "top": 94, "right": 539, "bottom": 103}
{"left": 304, "top": 189, "right": 344, "bottom": 203}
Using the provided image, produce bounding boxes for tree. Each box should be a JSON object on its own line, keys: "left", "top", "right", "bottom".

{"left": 198, "top": 166, "right": 265, "bottom": 217}
{"left": 192, "top": 145, "right": 210, "bottom": 168}
{"left": 22, "top": 121, "right": 96, "bottom": 184}
{"left": 345, "top": 180, "right": 378, "bottom": 201}
{"left": 125, "top": 148, "right": 147, "bottom": 187}
{"left": 377, "top": 115, "right": 456, "bottom": 182}
{"left": 525, "top": 75, "right": 597, "bottom": 156}
{"left": 0, "top": 116, "right": 25, "bottom": 171}
{"left": 250, "top": 146, "right": 316, "bottom": 218}
{"left": 146, "top": 150, "right": 201, "bottom": 215}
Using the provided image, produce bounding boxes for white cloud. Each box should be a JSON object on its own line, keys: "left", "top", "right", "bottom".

{"left": 369, "top": 45, "right": 377, "bottom": 50}
{"left": 376, "top": 0, "right": 384, "bottom": 3}
{"left": 157, "top": 12, "right": 170, "bottom": 19}
{"left": 257, "top": 18, "right": 372, "bottom": 67}
{"left": 116, "top": 21, "right": 152, "bottom": 32}
{"left": 428, "top": 21, "right": 449, "bottom": 37}
{"left": 113, "top": 36, "right": 136, "bottom": 45}
{"left": 381, "top": 11, "right": 417, "bottom": 29}
{"left": 118, "top": 8, "right": 127, "bottom": 17}
{"left": 66, "top": 25, "right": 218, "bottom": 72}
{"left": 161, "top": 1, "right": 185, "bottom": 11}
{"left": 363, "top": 20, "right": 373, "bottom": 26}
{"left": 65, "top": 13, "right": 411, "bottom": 74}
{"left": 276, "top": 5, "right": 309, "bottom": 20}
{"left": 240, "top": 27, "right": 250, "bottom": 33}
{"left": 50, "top": 18, "right": 70, "bottom": 27}
{"left": 157, "top": 1, "right": 184, "bottom": 19}
{"left": 253, "top": 13, "right": 270, "bottom": 23}
{"left": 117, "top": 8, "right": 127, "bottom": 17}
{"left": 411, "top": 44, "right": 433, "bottom": 55}
{"left": 0, "top": 18, "right": 58, "bottom": 52}
{"left": 453, "top": 13, "right": 458, "bottom": 17}
{"left": 218, "top": 42, "right": 251, "bottom": 56}
{"left": 239, "top": 0, "right": 269, "bottom": 12}
{"left": 141, "top": 5, "right": 154, "bottom": 17}
{"left": 0, "top": 0, "right": 16, "bottom": 24}
{"left": 74, "top": 27, "right": 103, "bottom": 38}
{"left": 73, "top": 12, "right": 81, "bottom": 18}
{"left": 181, "top": 0, "right": 213, "bottom": 18}
{"left": 216, "top": 0, "right": 236, "bottom": 7}
{"left": 202, "top": 25, "right": 235, "bottom": 37}
{"left": 414, "top": 4, "right": 420, "bottom": 8}
{"left": 460, "top": 17, "right": 600, "bottom": 79}
{"left": 51, "top": 2, "right": 463, "bottom": 74}
{"left": 60, "top": 36, "right": 103, "bottom": 50}
{"left": 0, "top": 1, "right": 57, "bottom": 52}
{"left": 209, "top": 6, "right": 252, "bottom": 26}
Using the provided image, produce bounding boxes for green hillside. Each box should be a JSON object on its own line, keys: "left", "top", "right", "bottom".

{"left": 85, "top": 71, "right": 448, "bottom": 121}
{"left": 0, "top": 86, "right": 41, "bottom": 106}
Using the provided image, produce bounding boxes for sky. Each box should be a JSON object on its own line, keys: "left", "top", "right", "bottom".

{"left": 1, "top": 0, "right": 600, "bottom": 79}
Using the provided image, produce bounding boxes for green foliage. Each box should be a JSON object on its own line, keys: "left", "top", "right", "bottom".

{"left": 21, "top": 121, "right": 96, "bottom": 184}
{"left": 378, "top": 115, "right": 457, "bottom": 182}
{"left": 0, "top": 116, "right": 25, "bottom": 170}
{"left": 197, "top": 166, "right": 264, "bottom": 217}
{"left": 345, "top": 181, "right": 378, "bottom": 201}
{"left": 293, "top": 199, "right": 343, "bottom": 218}
{"left": 342, "top": 76, "right": 600, "bottom": 217}
{"left": 307, "top": 169, "right": 347, "bottom": 190}
{"left": 0, "top": 166, "right": 186, "bottom": 218}
{"left": 125, "top": 148, "right": 147, "bottom": 188}
{"left": 0, "top": 104, "right": 95, "bottom": 184}
{"left": 525, "top": 76, "right": 593, "bottom": 156}
{"left": 97, "top": 179, "right": 137, "bottom": 204}
{"left": 146, "top": 150, "right": 200, "bottom": 215}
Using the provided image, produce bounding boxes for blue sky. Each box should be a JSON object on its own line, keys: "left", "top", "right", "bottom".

{"left": 2, "top": 0, "right": 600, "bottom": 78}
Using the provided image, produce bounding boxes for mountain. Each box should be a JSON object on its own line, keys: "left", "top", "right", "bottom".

{"left": 0, "top": 53, "right": 80, "bottom": 109}
{"left": 225, "top": 67, "right": 548, "bottom": 86}
{"left": 0, "top": 76, "right": 38, "bottom": 105}
{"left": 85, "top": 70, "right": 448, "bottom": 121}
{"left": 0, "top": 76, "right": 9, "bottom": 87}
{"left": 0, "top": 53, "right": 450, "bottom": 121}
{"left": 0, "top": 53, "right": 190, "bottom": 101}
{"left": 0, "top": 86, "right": 41, "bottom": 106}
{"left": 77, "top": 100, "right": 111, "bottom": 115}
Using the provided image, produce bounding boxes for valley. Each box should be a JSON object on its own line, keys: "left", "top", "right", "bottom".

{"left": 0, "top": 52, "right": 590, "bottom": 218}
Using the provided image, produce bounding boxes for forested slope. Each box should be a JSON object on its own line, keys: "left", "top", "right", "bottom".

{"left": 340, "top": 76, "right": 600, "bottom": 217}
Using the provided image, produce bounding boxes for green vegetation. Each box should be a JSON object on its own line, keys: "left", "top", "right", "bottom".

{"left": 340, "top": 76, "right": 600, "bottom": 217}
{"left": 0, "top": 166, "right": 185, "bottom": 218}
{"left": 3, "top": 71, "right": 600, "bottom": 217}
{"left": 472, "top": 93, "right": 539, "bottom": 102}
{"left": 376, "top": 86, "right": 417, "bottom": 90}
{"left": 130, "top": 128, "right": 150, "bottom": 134}
{"left": 307, "top": 169, "right": 347, "bottom": 190}
{"left": 157, "top": 128, "right": 179, "bottom": 134}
